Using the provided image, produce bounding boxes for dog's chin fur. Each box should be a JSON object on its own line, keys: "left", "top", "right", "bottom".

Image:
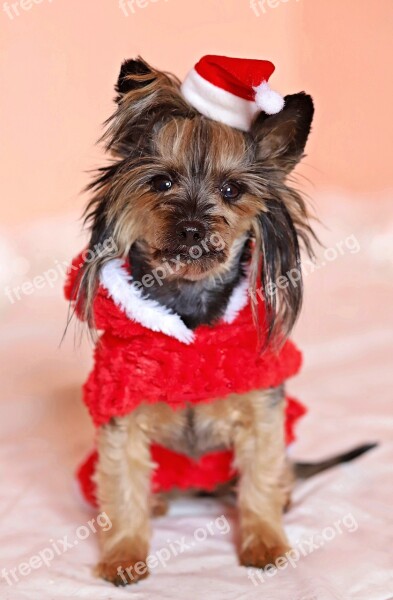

{"left": 150, "top": 257, "right": 228, "bottom": 282}
{"left": 144, "top": 246, "right": 228, "bottom": 281}
{"left": 128, "top": 233, "right": 251, "bottom": 329}
{"left": 72, "top": 57, "right": 320, "bottom": 585}
{"left": 136, "top": 231, "right": 247, "bottom": 282}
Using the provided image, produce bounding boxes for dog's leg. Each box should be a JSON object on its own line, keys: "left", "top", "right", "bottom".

{"left": 193, "top": 387, "right": 290, "bottom": 567}
{"left": 94, "top": 414, "right": 153, "bottom": 585}
{"left": 234, "top": 388, "right": 291, "bottom": 567}
{"left": 278, "top": 457, "right": 295, "bottom": 512}
{"left": 94, "top": 403, "right": 186, "bottom": 585}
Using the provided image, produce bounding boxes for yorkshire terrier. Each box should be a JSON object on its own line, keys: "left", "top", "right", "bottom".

{"left": 65, "top": 56, "right": 373, "bottom": 585}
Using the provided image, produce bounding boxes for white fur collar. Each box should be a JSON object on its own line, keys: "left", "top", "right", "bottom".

{"left": 100, "top": 259, "right": 249, "bottom": 345}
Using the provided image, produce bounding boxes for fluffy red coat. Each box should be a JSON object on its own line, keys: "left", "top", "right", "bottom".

{"left": 65, "top": 253, "right": 306, "bottom": 506}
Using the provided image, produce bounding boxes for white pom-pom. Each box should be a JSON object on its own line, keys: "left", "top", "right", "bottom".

{"left": 254, "top": 81, "right": 285, "bottom": 115}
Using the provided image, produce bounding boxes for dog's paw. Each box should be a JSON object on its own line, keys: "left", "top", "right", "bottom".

{"left": 96, "top": 557, "right": 149, "bottom": 586}
{"left": 239, "top": 538, "right": 290, "bottom": 568}
{"left": 150, "top": 493, "right": 169, "bottom": 517}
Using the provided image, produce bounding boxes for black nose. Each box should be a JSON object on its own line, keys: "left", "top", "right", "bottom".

{"left": 176, "top": 220, "right": 206, "bottom": 248}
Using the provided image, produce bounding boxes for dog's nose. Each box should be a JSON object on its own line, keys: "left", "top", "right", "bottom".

{"left": 176, "top": 220, "right": 206, "bottom": 247}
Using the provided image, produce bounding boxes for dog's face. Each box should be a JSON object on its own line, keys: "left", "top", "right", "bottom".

{"left": 82, "top": 58, "right": 315, "bottom": 338}
{"left": 121, "top": 116, "right": 262, "bottom": 281}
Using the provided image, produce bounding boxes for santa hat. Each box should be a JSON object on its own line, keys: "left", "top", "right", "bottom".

{"left": 181, "top": 55, "right": 285, "bottom": 132}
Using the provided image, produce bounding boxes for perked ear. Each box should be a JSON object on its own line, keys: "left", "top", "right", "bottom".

{"left": 103, "top": 57, "right": 191, "bottom": 157}
{"left": 251, "top": 93, "right": 314, "bottom": 173}
{"left": 115, "top": 57, "right": 156, "bottom": 99}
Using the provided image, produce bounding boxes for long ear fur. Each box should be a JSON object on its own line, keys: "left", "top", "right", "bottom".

{"left": 249, "top": 93, "right": 316, "bottom": 344}
{"left": 74, "top": 58, "right": 194, "bottom": 331}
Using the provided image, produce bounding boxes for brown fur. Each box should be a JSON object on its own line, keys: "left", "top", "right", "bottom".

{"left": 72, "top": 57, "right": 317, "bottom": 585}
{"left": 95, "top": 388, "right": 290, "bottom": 583}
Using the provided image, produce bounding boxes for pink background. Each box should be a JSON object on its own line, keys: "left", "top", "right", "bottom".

{"left": 1, "top": 3, "right": 393, "bottom": 598}
{"left": 1, "top": 0, "right": 392, "bottom": 224}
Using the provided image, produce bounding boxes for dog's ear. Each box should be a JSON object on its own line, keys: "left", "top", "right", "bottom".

{"left": 104, "top": 57, "right": 191, "bottom": 157}
{"left": 115, "top": 57, "right": 156, "bottom": 98}
{"left": 249, "top": 94, "right": 315, "bottom": 344}
{"left": 251, "top": 93, "right": 314, "bottom": 173}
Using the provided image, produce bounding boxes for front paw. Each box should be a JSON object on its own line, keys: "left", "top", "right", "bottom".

{"left": 96, "top": 556, "right": 149, "bottom": 586}
{"left": 239, "top": 536, "right": 290, "bottom": 568}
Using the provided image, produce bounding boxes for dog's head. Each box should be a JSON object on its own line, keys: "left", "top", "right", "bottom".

{"left": 80, "top": 57, "right": 315, "bottom": 341}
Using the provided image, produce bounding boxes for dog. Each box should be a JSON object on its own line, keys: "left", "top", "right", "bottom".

{"left": 65, "top": 56, "right": 373, "bottom": 585}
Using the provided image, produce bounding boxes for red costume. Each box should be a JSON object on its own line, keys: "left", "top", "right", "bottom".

{"left": 65, "top": 253, "right": 306, "bottom": 507}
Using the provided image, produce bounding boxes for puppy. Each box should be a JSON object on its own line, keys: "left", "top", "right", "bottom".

{"left": 68, "top": 55, "right": 317, "bottom": 585}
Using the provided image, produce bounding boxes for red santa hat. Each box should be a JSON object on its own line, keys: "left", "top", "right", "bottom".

{"left": 181, "top": 55, "right": 285, "bottom": 132}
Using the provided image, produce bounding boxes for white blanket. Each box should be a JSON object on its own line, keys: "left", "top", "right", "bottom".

{"left": 0, "top": 201, "right": 392, "bottom": 600}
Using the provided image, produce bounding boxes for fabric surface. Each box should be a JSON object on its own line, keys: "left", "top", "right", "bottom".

{"left": 0, "top": 198, "right": 392, "bottom": 599}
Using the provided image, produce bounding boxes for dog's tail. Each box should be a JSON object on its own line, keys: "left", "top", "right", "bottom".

{"left": 294, "top": 443, "right": 378, "bottom": 479}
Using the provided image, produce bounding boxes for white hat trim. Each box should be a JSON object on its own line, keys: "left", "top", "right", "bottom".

{"left": 100, "top": 259, "right": 250, "bottom": 345}
{"left": 181, "top": 68, "right": 260, "bottom": 132}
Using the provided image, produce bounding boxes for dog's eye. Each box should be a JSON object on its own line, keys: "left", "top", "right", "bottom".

{"left": 152, "top": 176, "right": 173, "bottom": 192}
{"left": 220, "top": 182, "right": 241, "bottom": 201}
